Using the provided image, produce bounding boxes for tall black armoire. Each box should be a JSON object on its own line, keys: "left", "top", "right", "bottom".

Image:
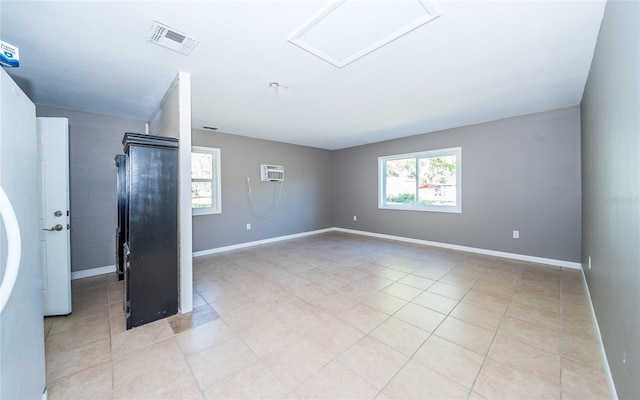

{"left": 114, "top": 154, "right": 126, "bottom": 281}
{"left": 119, "top": 133, "right": 179, "bottom": 329}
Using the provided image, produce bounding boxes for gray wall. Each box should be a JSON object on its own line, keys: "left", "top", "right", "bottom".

{"left": 332, "top": 107, "right": 582, "bottom": 262}
{"left": 581, "top": 0, "right": 640, "bottom": 397}
{"left": 36, "top": 106, "right": 146, "bottom": 272}
{"left": 36, "top": 105, "right": 583, "bottom": 269}
{"left": 192, "top": 129, "right": 333, "bottom": 252}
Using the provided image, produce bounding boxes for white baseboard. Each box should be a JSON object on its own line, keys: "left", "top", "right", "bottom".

{"left": 193, "top": 227, "right": 581, "bottom": 269}
{"left": 334, "top": 228, "right": 582, "bottom": 269}
{"left": 580, "top": 268, "right": 618, "bottom": 399}
{"left": 192, "top": 228, "right": 334, "bottom": 257}
{"left": 71, "top": 265, "right": 116, "bottom": 280}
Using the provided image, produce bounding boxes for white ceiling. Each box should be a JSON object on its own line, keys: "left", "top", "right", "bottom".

{"left": 1, "top": 1, "right": 605, "bottom": 150}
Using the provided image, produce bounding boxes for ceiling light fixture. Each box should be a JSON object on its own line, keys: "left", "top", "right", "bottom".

{"left": 268, "top": 82, "right": 287, "bottom": 98}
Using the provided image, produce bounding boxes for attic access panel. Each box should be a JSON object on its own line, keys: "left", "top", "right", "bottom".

{"left": 288, "top": 0, "right": 440, "bottom": 68}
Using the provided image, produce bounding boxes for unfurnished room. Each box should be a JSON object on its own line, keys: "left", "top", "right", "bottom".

{"left": 0, "top": 0, "right": 638, "bottom": 399}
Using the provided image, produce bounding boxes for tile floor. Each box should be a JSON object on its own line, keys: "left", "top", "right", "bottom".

{"left": 44, "top": 232, "right": 612, "bottom": 399}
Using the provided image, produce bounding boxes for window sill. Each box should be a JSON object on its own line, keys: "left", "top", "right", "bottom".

{"left": 192, "top": 209, "right": 221, "bottom": 216}
{"left": 379, "top": 205, "right": 461, "bottom": 214}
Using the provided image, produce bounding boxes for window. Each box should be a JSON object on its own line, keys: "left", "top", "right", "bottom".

{"left": 379, "top": 147, "right": 461, "bottom": 213}
{"left": 191, "top": 146, "right": 221, "bottom": 215}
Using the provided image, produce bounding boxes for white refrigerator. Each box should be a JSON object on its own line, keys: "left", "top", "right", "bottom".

{"left": 0, "top": 68, "right": 47, "bottom": 398}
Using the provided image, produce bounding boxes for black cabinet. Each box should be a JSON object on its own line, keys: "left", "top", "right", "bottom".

{"left": 114, "top": 154, "right": 126, "bottom": 281}
{"left": 120, "top": 133, "right": 179, "bottom": 329}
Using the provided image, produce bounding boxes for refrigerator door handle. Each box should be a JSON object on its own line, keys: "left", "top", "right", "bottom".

{"left": 0, "top": 185, "right": 22, "bottom": 314}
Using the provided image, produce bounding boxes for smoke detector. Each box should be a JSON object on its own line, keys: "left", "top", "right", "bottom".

{"left": 147, "top": 21, "right": 198, "bottom": 56}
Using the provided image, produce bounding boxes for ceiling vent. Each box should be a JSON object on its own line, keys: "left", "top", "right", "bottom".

{"left": 147, "top": 21, "right": 198, "bottom": 56}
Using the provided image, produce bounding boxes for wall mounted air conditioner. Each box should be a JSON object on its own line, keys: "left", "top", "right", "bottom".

{"left": 261, "top": 164, "right": 284, "bottom": 182}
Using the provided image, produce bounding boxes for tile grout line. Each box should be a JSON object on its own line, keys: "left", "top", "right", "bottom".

{"left": 56, "top": 236, "right": 607, "bottom": 399}
{"left": 209, "top": 260, "right": 410, "bottom": 398}
{"left": 49, "top": 278, "right": 114, "bottom": 395}
{"left": 106, "top": 278, "right": 117, "bottom": 398}
{"left": 171, "top": 309, "right": 209, "bottom": 400}
{"left": 207, "top": 249, "right": 548, "bottom": 399}
{"left": 465, "top": 266, "right": 520, "bottom": 400}
{"left": 194, "top": 286, "right": 297, "bottom": 398}
{"left": 374, "top": 261, "right": 485, "bottom": 399}
{"left": 238, "top": 244, "right": 566, "bottom": 398}
{"left": 285, "top": 261, "right": 410, "bottom": 398}
{"left": 559, "top": 268, "right": 565, "bottom": 400}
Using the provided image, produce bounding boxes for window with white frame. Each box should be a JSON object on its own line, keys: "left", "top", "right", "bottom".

{"left": 191, "top": 146, "right": 221, "bottom": 215}
{"left": 379, "top": 147, "right": 461, "bottom": 213}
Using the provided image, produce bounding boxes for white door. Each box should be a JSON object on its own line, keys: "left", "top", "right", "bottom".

{"left": 38, "top": 117, "right": 71, "bottom": 316}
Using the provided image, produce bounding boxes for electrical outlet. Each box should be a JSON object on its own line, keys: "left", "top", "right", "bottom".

{"left": 246, "top": 223, "right": 251, "bottom": 230}
{"left": 513, "top": 230, "right": 519, "bottom": 239}
{"left": 353, "top": 216, "right": 357, "bottom": 221}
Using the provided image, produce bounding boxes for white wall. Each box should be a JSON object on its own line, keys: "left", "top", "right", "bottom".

{"left": 149, "top": 79, "right": 179, "bottom": 139}
{"left": 149, "top": 72, "right": 193, "bottom": 314}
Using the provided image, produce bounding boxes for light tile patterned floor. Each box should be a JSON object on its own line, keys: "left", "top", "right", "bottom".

{"left": 44, "top": 232, "right": 612, "bottom": 399}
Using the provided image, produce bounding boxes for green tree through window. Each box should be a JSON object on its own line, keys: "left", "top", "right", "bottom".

{"left": 379, "top": 147, "right": 461, "bottom": 213}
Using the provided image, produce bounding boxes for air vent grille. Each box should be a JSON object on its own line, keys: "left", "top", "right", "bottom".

{"left": 147, "top": 21, "right": 198, "bottom": 56}
{"left": 165, "top": 30, "right": 185, "bottom": 43}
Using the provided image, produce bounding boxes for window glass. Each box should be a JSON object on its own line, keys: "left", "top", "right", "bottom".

{"left": 379, "top": 147, "right": 461, "bottom": 213}
{"left": 191, "top": 182, "right": 212, "bottom": 208}
{"left": 385, "top": 158, "right": 417, "bottom": 205}
{"left": 191, "top": 153, "right": 213, "bottom": 179}
{"left": 191, "top": 146, "right": 221, "bottom": 215}
{"left": 418, "top": 155, "right": 457, "bottom": 207}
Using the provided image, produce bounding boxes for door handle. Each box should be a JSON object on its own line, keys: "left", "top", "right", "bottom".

{"left": 42, "top": 224, "right": 64, "bottom": 232}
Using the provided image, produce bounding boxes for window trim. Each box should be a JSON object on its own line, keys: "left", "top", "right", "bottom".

{"left": 191, "top": 146, "right": 221, "bottom": 216}
{"left": 378, "top": 147, "right": 462, "bottom": 213}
